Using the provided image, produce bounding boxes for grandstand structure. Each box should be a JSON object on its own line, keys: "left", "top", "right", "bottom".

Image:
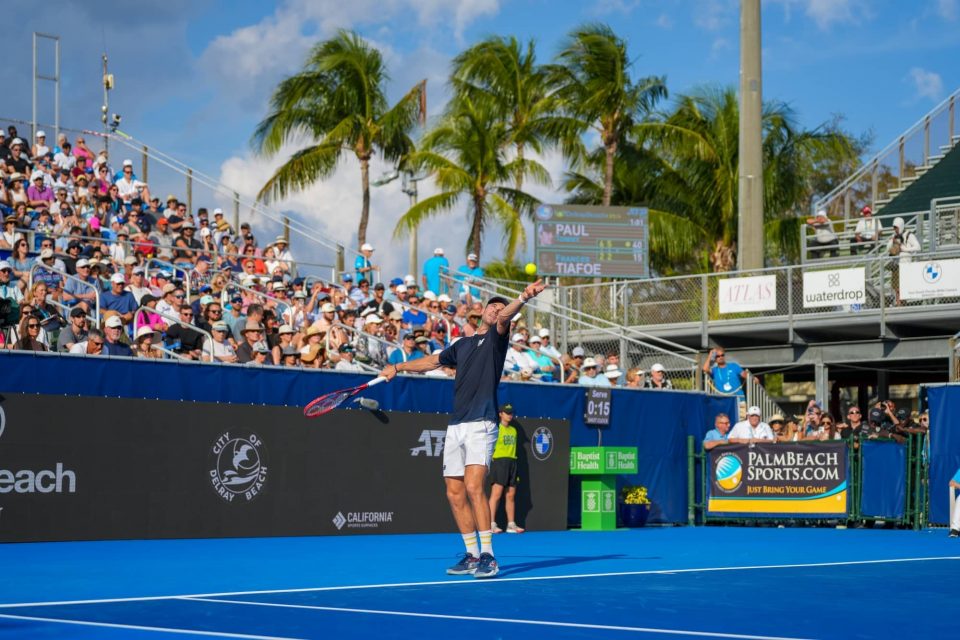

{"left": 3, "top": 82, "right": 958, "bottom": 418}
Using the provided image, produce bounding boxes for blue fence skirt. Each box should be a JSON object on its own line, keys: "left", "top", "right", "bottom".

{"left": 0, "top": 351, "right": 736, "bottom": 525}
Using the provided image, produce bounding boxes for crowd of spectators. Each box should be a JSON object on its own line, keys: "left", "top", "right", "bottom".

{"left": 703, "top": 398, "right": 929, "bottom": 449}
{"left": 3, "top": 125, "right": 691, "bottom": 383}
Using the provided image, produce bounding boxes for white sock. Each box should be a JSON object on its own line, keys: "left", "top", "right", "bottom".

{"left": 462, "top": 532, "right": 479, "bottom": 557}
{"left": 478, "top": 530, "right": 494, "bottom": 556}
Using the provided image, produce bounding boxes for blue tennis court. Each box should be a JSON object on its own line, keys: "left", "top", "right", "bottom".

{"left": 2, "top": 527, "right": 957, "bottom": 639}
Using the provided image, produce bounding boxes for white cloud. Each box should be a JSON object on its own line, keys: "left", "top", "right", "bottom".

{"left": 709, "top": 37, "right": 732, "bottom": 60}
{"left": 937, "top": 0, "right": 959, "bottom": 20}
{"left": 694, "top": 0, "right": 735, "bottom": 31}
{"left": 906, "top": 67, "right": 943, "bottom": 102}
{"left": 656, "top": 13, "right": 674, "bottom": 29}
{"left": 592, "top": 0, "right": 641, "bottom": 15}
{"left": 767, "top": 0, "right": 871, "bottom": 30}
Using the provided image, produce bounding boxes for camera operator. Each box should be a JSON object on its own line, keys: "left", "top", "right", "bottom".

{"left": 892, "top": 408, "right": 927, "bottom": 442}
{"left": 862, "top": 407, "right": 895, "bottom": 440}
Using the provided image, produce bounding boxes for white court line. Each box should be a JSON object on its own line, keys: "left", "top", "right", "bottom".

{"left": 0, "top": 613, "right": 302, "bottom": 640}
{"left": 2, "top": 555, "right": 958, "bottom": 609}
{"left": 181, "top": 596, "right": 810, "bottom": 640}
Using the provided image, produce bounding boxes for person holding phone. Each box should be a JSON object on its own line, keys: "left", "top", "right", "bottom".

{"left": 703, "top": 348, "right": 748, "bottom": 401}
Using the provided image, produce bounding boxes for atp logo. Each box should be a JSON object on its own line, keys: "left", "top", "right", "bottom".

{"left": 714, "top": 452, "right": 743, "bottom": 493}
{"left": 411, "top": 430, "right": 445, "bottom": 457}
{"left": 922, "top": 262, "right": 942, "bottom": 284}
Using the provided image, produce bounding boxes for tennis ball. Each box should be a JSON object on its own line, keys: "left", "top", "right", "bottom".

{"left": 524, "top": 262, "right": 537, "bottom": 276}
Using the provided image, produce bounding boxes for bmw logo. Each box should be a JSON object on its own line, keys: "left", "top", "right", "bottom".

{"left": 531, "top": 426, "right": 553, "bottom": 461}
{"left": 714, "top": 453, "right": 743, "bottom": 492}
{"left": 922, "top": 262, "right": 942, "bottom": 284}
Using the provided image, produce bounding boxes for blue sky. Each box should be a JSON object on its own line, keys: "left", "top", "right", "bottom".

{"left": 4, "top": 0, "right": 960, "bottom": 275}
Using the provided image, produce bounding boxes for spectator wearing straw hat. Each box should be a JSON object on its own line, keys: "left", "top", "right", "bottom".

{"left": 729, "top": 406, "right": 775, "bottom": 443}
{"left": 643, "top": 363, "right": 672, "bottom": 390}
{"left": 354, "top": 243, "right": 376, "bottom": 284}
{"left": 603, "top": 363, "right": 623, "bottom": 387}
{"left": 133, "top": 326, "right": 162, "bottom": 359}
{"left": 236, "top": 318, "right": 266, "bottom": 364}
{"left": 423, "top": 247, "right": 449, "bottom": 296}
{"left": 578, "top": 357, "right": 611, "bottom": 387}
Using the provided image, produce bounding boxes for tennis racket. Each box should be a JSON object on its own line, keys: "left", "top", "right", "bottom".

{"left": 303, "top": 377, "right": 386, "bottom": 418}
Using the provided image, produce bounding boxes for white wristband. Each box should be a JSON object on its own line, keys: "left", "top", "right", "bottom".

{"left": 518, "top": 294, "right": 528, "bottom": 304}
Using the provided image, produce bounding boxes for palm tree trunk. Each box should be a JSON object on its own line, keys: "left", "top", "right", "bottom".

{"left": 470, "top": 195, "right": 484, "bottom": 259}
{"left": 515, "top": 143, "right": 525, "bottom": 191}
{"left": 602, "top": 140, "right": 616, "bottom": 207}
{"left": 358, "top": 155, "right": 371, "bottom": 245}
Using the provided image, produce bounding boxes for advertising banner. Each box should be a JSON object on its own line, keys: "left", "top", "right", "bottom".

{"left": 802, "top": 267, "right": 865, "bottom": 308}
{"left": 718, "top": 275, "right": 777, "bottom": 314}
{"left": 707, "top": 442, "right": 848, "bottom": 517}
{"left": 900, "top": 258, "right": 960, "bottom": 300}
{"left": 0, "top": 394, "right": 569, "bottom": 542}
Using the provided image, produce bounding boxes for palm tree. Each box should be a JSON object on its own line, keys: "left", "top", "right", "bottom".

{"left": 635, "top": 86, "right": 859, "bottom": 270}
{"left": 451, "top": 36, "right": 581, "bottom": 190}
{"left": 549, "top": 24, "right": 667, "bottom": 206}
{"left": 393, "top": 99, "right": 550, "bottom": 261}
{"left": 252, "top": 30, "right": 424, "bottom": 245}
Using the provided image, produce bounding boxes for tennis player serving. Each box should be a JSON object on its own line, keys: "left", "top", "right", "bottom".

{"left": 380, "top": 279, "right": 546, "bottom": 579}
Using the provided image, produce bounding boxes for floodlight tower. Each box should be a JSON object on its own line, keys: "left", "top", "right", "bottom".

{"left": 737, "top": 0, "right": 764, "bottom": 270}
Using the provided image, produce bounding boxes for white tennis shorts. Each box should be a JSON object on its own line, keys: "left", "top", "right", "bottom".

{"left": 442, "top": 420, "right": 497, "bottom": 477}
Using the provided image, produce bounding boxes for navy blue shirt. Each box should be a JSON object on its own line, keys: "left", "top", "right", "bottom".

{"left": 439, "top": 328, "right": 509, "bottom": 424}
{"left": 103, "top": 340, "right": 133, "bottom": 357}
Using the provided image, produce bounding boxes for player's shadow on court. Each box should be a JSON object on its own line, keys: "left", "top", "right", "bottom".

{"left": 494, "top": 553, "right": 661, "bottom": 577}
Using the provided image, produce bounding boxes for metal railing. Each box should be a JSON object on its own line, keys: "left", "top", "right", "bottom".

{"left": 930, "top": 196, "right": 960, "bottom": 251}
{"left": 557, "top": 248, "right": 960, "bottom": 344}
{"left": 27, "top": 262, "right": 100, "bottom": 324}
{"left": 801, "top": 209, "right": 920, "bottom": 264}
{"left": 439, "top": 271, "right": 702, "bottom": 390}
{"left": 814, "top": 88, "right": 960, "bottom": 220}
{"left": 504, "top": 340, "right": 565, "bottom": 383}
{"left": 704, "top": 368, "right": 786, "bottom": 420}
{"left": 132, "top": 305, "right": 214, "bottom": 362}
{"left": 146, "top": 258, "right": 192, "bottom": 301}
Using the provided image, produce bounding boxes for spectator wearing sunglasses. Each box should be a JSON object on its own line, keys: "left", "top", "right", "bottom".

{"left": 69, "top": 328, "right": 105, "bottom": 356}
{"left": 13, "top": 312, "right": 47, "bottom": 351}
{"left": 839, "top": 407, "right": 865, "bottom": 440}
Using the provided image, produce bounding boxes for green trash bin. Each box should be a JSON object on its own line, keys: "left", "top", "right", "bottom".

{"left": 570, "top": 446, "right": 638, "bottom": 530}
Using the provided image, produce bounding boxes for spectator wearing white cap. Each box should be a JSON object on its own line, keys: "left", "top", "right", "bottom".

{"left": 100, "top": 272, "right": 138, "bottom": 325}
{"left": 526, "top": 334, "right": 557, "bottom": 382}
{"left": 31, "top": 130, "right": 50, "bottom": 162}
{"left": 422, "top": 247, "right": 450, "bottom": 296}
{"left": 271, "top": 324, "right": 297, "bottom": 365}
{"left": 578, "top": 357, "right": 611, "bottom": 387}
{"left": 270, "top": 235, "right": 293, "bottom": 272}
{"left": 354, "top": 242, "right": 377, "bottom": 284}
{"left": 357, "top": 313, "right": 388, "bottom": 366}
{"left": 455, "top": 253, "right": 484, "bottom": 301}
{"left": 61, "top": 258, "right": 98, "bottom": 313}
{"left": 643, "top": 363, "right": 673, "bottom": 390}
{"left": 101, "top": 314, "right": 133, "bottom": 357}
{"left": 115, "top": 159, "right": 148, "bottom": 203}
{"left": 729, "top": 406, "right": 775, "bottom": 443}
{"left": 26, "top": 171, "right": 54, "bottom": 210}
{"left": 887, "top": 216, "right": 921, "bottom": 305}
{"left": 537, "top": 329, "right": 561, "bottom": 360}
{"left": 5, "top": 138, "right": 30, "bottom": 176}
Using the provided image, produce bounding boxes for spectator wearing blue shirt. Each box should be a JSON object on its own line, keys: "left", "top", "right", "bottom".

{"left": 62, "top": 258, "right": 98, "bottom": 312}
{"left": 703, "top": 413, "right": 732, "bottom": 450}
{"left": 578, "top": 358, "right": 612, "bottom": 387}
{"left": 703, "top": 347, "right": 747, "bottom": 399}
{"left": 949, "top": 466, "right": 960, "bottom": 537}
{"left": 102, "top": 315, "right": 133, "bottom": 357}
{"left": 401, "top": 293, "right": 428, "bottom": 327}
{"left": 354, "top": 243, "right": 377, "bottom": 284}
{"left": 99, "top": 273, "right": 138, "bottom": 325}
{"left": 422, "top": 247, "right": 449, "bottom": 296}
{"left": 455, "top": 253, "right": 484, "bottom": 300}
{"left": 387, "top": 333, "right": 423, "bottom": 365}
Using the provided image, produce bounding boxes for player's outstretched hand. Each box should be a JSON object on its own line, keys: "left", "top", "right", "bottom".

{"left": 523, "top": 279, "right": 546, "bottom": 301}
{"left": 380, "top": 363, "right": 398, "bottom": 382}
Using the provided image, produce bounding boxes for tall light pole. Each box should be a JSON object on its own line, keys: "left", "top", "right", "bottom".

{"left": 372, "top": 168, "right": 427, "bottom": 278}
{"left": 737, "top": 0, "right": 764, "bottom": 271}
{"left": 101, "top": 54, "right": 114, "bottom": 156}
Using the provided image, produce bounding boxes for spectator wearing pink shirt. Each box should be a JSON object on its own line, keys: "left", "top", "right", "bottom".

{"left": 27, "top": 172, "right": 54, "bottom": 210}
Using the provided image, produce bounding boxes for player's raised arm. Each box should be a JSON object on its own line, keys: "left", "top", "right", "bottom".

{"left": 495, "top": 279, "right": 546, "bottom": 335}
